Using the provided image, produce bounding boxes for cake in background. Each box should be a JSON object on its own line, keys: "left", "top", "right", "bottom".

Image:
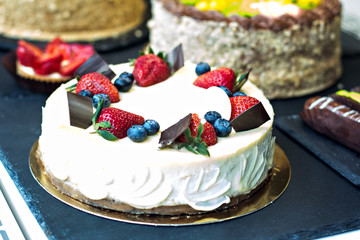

{"left": 148, "top": 0, "right": 342, "bottom": 99}
{"left": 0, "top": 0, "right": 146, "bottom": 41}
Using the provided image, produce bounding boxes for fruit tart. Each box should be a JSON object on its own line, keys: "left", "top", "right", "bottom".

{"left": 16, "top": 37, "right": 94, "bottom": 83}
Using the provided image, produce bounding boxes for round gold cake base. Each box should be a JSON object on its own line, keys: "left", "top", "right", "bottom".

{"left": 29, "top": 141, "right": 290, "bottom": 226}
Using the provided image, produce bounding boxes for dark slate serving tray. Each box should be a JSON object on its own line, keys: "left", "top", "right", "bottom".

{"left": 275, "top": 114, "right": 360, "bottom": 186}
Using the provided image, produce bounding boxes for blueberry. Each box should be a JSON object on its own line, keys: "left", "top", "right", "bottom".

{"left": 127, "top": 125, "right": 147, "bottom": 142}
{"left": 232, "top": 91, "right": 247, "bottom": 97}
{"left": 217, "top": 86, "right": 232, "bottom": 97}
{"left": 119, "top": 71, "right": 134, "bottom": 81}
{"left": 78, "top": 90, "right": 93, "bottom": 98}
{"left": 204, "top": 111, "right": 222, "bottom": 125}
{"left": 92, "top": 93, "right": 111, "bottom": 108}
{"left": 213, "top": 118, "right": 232, "bottom": 137}
{"left": 114, "top": 72, "right": 134, "bottom": 92}
{"left": 195, "top": 62, "right": 211, "bottom": 76}
{"left": 143, "top": 119, "right": 160, "bottom": 136}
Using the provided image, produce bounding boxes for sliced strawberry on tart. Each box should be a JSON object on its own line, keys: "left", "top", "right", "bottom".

{"left": 15, "top": 37, "right": 94, "bottom": 84}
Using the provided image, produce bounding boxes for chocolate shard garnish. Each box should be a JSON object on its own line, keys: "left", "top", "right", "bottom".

{"left": 230, "top": 102, "right": 270, "bottom": 132}
{"left": 166, "top": 44, "right": 184, "bottom": 74}
{"left": 67, "top": 91, "right": 93, "bottom": 129}
{"left": 233, "top": 69, "right": 252, "bottom": 93}
{"left": 74, "top": 52, "right": 116, "bottom": 80}
{"left": 159, "top": 113, "right": 191, "bottom": 149}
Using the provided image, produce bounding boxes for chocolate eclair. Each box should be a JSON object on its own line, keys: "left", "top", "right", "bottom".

{"left": 300, "top": 88, "right": 360, "bottom": 153}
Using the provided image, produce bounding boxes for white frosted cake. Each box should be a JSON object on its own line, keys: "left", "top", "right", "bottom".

{"left": 37, "top": 62, "right": 275, "bottom": 215}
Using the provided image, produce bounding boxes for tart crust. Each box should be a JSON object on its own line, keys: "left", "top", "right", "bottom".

{"left": 16, "top": 61, "right": 71, "bottom": 83}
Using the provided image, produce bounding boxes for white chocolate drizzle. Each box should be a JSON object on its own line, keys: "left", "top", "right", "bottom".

{"left": 308, "top": 96, "right": 360, "bottom": 122}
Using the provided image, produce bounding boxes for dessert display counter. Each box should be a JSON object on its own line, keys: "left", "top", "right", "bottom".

{"left": 0, "top": 32, "right": 359, "bottom": 239}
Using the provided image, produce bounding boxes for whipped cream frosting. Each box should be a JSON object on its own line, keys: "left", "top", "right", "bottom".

{"left": 251, "top": 1, "right": 300, "bottom": 18}
{"left": 38, "top": 62, "right": 275, "bottom": 212}
{"left": 18, "top": 64, "right": 66, "bottom": 79}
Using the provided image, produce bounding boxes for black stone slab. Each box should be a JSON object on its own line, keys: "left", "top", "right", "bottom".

{"left": 275, "top": 114, "right": 360, "bottom": 186}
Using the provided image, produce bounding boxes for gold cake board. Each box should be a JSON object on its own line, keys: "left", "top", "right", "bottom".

{"left": 29, "top": 141, "right": 291, "bottom": 226}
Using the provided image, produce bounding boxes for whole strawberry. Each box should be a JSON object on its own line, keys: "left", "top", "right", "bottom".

{"left": 96, "top": 107, "right": 145, "bottom": 139}
{"left": 75, "top": 72, "right": 120, "bottom": 103}
{"left": 201, "top": 122, "right": 218, "bottom": 146}
{"left": 176, "top": 113, "right": 217, "bottom": 147}
{"left": 229, "top": 96, "right": 260, "bottom": 121}
{"left": 176, "top": 113, "right": 201, "bottom": 143}
{"left": 132, "top": 53, "right": 170, "bottom": 87}
{"left": 193, "top": 67, "right": 236, "bottom": 92}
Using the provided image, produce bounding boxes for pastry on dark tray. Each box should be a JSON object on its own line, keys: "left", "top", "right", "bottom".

{"left": 299, "top": 87, "right": 360, "bottom": 153}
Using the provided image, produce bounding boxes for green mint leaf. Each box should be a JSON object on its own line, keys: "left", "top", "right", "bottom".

{"left": 157, "top": 52, "right": 164, "bottom": 59}
{"left": 184, "top": 128, "right": 193, "bottom": 143}
{"left": 92, "top": 99, "right": 104, "bottom": 126}
{"left": 129, "top": 58, "right": 136, "bottom": 66}
{"left": 196, "top": 143, "right": 210, "bottom": 157}
{"left": 148, "top": 47, "right": 154, "bottom": 54}
{"left": 185, "top": 144, "right": 198, "bottom": 155}
{"left": 197, "top": 122, "right": 204, "bottom": 138}
{"left": 97, "top": 130, "right": 118, "bottom": 141}
{"left": 94, "top": 121, "right": 113, "bottom": 131}
{"left": 66, "top": 83, "right": 78, "bottom": 92}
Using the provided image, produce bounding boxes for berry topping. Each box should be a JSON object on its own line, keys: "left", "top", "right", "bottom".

{"left": 232, "top": 91, "right": 247, "bottom": 97}
{"left": 95, "top": 107, "right": 145, "bottom": 140}
{"left": 33, "top": 52, "right": 63, "bottom": 75}
{"left": 229, "top": 96, "right": 260, "bottom": 121}
{"left": 78, "top": 90, "right": 93, "bottom": 98}
{"left": 176, "top": 113, "right": 217, "bottom": 147}
{"left": 132, "top": 53, "right": 170, "bottom": 87}
{"left": 127, "top": 125, "right": 148, "bottom": 142}
{"left": 195, "top": 62, "right": 211, "bottom": 76}
{"left": 75, "top": 72, "right": 120, "bottom": 103}
{"left": 114, "top": 72, "right": 134, "bottom": 92}
{"left": 16, "top": 40, "right": 43, "bottom": 67}
{"left": 93, "top": 93, "right": 111, "bottom": 109}
{"left": 16, "top": 38, "right": 94, "bottom": 77}
{"left": 201, "top": 121, "right": 218, "bottom": 146}
{"left": 143, "top": 119, "right": 160, "bottom": 136}
{"left": 217, "top": 85, "right": 232, "bottom": 97}
{"left": 193, "top": 67, "right": 236, "bottom": 92}
{"left": 60, "top": 58, "right": 88, "bottom": 77}
{"left": 204, "top": 111, "right": 222, "bottom": 125}
{"left": 213, "top": 118, "right": 232, "bottom": 137}
{"left": 119, "top": 71, "right": 135, "bottom": 81}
